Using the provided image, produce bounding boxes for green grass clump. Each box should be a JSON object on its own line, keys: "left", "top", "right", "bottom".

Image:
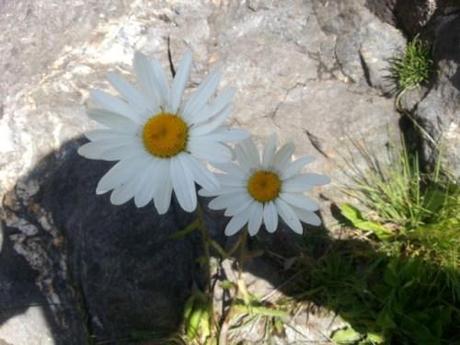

{"left": 390, "top": 36, "right": 433, "bottom": 92}
{"left": 290, "top": 138, "right": 460, "bottom": 345}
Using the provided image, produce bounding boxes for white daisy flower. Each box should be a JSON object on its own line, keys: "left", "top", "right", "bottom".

{"left": 199, "top": 135, "right": 330, "bottom": 236}
{"left": 78, "top": 50, "right": 247, "bottom": 214}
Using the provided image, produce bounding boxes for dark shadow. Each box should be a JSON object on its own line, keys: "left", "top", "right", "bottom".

{"left": 1, "top": 136, "right": 459, "bottom": 345}
{"left": 1, "top": 137, "right": 217, "bottom": 344}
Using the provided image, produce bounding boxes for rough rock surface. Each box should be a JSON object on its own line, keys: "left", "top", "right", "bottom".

{"left": 0, "top": 0, "right": 404, "bottom": 343}
{"left": 400, "top": 10, "right": 460, "bottom": 178}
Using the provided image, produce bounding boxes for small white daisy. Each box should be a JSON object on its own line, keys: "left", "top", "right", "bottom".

{"left": 78, "top": 50, "right": 247, "bottom": 214}
{"left": 199, "top": 135, "right": 330, "bottom": 236}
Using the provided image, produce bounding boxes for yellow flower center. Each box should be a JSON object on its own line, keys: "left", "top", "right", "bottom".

{"left": 142, "top": 112, "right": 188, "bottom": 158}
{"left": 247, "top": 170, "right": 281, "bottom": 203}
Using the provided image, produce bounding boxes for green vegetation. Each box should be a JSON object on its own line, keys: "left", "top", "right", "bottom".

{"left": 390, "top": 36, "right": 433, "bottom": 92}
{"left": 290, "top": 139, "right": 460, "bottom": 345}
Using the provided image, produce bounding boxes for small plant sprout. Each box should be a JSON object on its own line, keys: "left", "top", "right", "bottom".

{"left": 200, "top": 134, "right": 330, "bottom": 236}
{"left": 390, "top": 35, "right": 433, "bottom": 93}
{"left": 78, "top": 50, "right": 248, "bottom": 214}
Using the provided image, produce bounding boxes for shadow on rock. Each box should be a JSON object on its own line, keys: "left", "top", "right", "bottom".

{"left": 0, "top": 137, "right": 224, "bottom": 344}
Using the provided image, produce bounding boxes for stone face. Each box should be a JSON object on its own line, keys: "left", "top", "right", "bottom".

{"left": 0, "top": 0, "right": 405, "bottom": 343}
{"left": 403, "top": 13, "right": 460, "bottom": 178}
{"left": 314, "top": 0, "right": 406, "bottom": 94}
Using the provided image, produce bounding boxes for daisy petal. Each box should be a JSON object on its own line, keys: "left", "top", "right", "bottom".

{"left": 190, "top": 87, "right": 235, "bottom": 124}
{"left": 225, "top": 211, "right": 250, "bottom": 236}
{"left": 170, "top": 50, "right": 192, "bottom": 113}
{"left": 134, "top": 159, "right": 159, "bottom": 207}
{"left": 234, "top": 142, "right": 253, "bottom": 172}
{"left": 292, "top": 207, "right": 322, "bottom": 226}
{"left": 273, "top": 142, "right": 295, "bottom": 171}
{"left": 275, "top": 199, "right": 303, "bottom": 234}
{"left": 85, "top": 129, "right": 133, "bottom": 142}
{"left": 188, "top": 137, "right": 232, "bottom": 163}
{"left": 90, "top": 89, "right": 141, "bottom": 123}
{"left": 199, "top": 186, "right": 246, "bottom": 197}
{"left": 248, "top": 202, "right": 263, "bottom": 236}
{"left": 110, "top": 178, "right": 138, "bottom": 205}
{"left": 241, "top": 138, "right": 260, "bottom": 166}
{"left": 224, "top": 193, "right": 254, "bottom": 217}
{"left": 189, "top": 104, "right": 233, "bottom": 136}
{"left": 181, "top": 154, "right": 220, "bottom": 192}
{"left": 282, "top": 155, "right": 315, "bottom": 179}
{"left": 107, "top": 72, "right": 152, "bottom": 118}
{"left": 262, "top": 133, "right": 277, "bottom": 168}
{"left": 133, "top": 52, "right": 162, "bottom": 108}
{"left": 280, "top": 192, "right": 319, "bottom": 211}
{"left": 183, "top": 68, "right": 221, "bottom": 120}
{"left": 87, "top": 109, "right": 138, "bottom": 133}
{"left": 153, "top": 160, "right": 173, "bottom": 214}
{"left": 263, "top": 201, "right": 278, "bottom": 233}
{"left": 201, "top": 128, "right": 249, "bottom": 143}
{"left": 77, "top": 138, "right": 141, "bottom": 161}
{"left": 96, "top": 156, "right": 149, "bottom": 194}
{"left": 282, "top": 176, "right": 317, "bottom": 193}
{"left": 209, "top": 191, "right": 251, "bottom": 212}
{"left": 170, "top": 155, "right": 197, "bottom": 212}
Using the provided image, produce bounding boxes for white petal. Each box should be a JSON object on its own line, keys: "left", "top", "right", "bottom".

{"left": 90, "top": 89, "right": 141, "bottom": 123}
{"left": 234, "top": 142, "right": 254, "bottom": 172}
{"left": 282, "top": 155, "right": 315, "bottom": 179}
{"left": 262, "top": 133, "right": 277, "bottom": 168}
{"left": 170, "top": 155, "right": 197, "bottom": 212}
{"left": 283, "top": 174, "right": 330, "bottom": 192}
{"left": 209, "top": 191, "right": 251, "bottom": 211}
{"left": 212, "top": 162, "right": 247, "bottom": 179}
{"left": 133, "top": 159, "right": 160, "bottom": 207}
{"left": 153, "top": 160, "right": 173, "bottom": 214}
{"left": 87, "top": 108, "right": 138, "bottom": 133}
{"left": 224, "top": 193, "right": 254, "bottom": 216}
{"left": 96, "top": 156, "right": 149, "bottom": 194}
{"left": 110, "top": 178, "right": 138, "bottom": 205}
{"left": 273, "top": 142, "right": 295, "bottom": 171}
{"left": 84, "top": 129, "right": 133, "bottom": 142}
{"left": 133, "top": 52, "right": 162, "bottom": 108}
{"left": 189, "top": 87, "right": 235, "bottom": 124}
{"left": 280, "top": 192, "right": 319, "bottom": 211}
{"left": 183, "top": 68, "right": 221, "bottom": 121}
{"left": 149, "top": 58, "right": 170, "bottom": 107}
{"left": 292, "top": 207, "right": 322, "bottom": 226}
{"left": 282, "top": 177, "right": 313, "bottom": 193}
{"left": 217, "top": 174, "right": 246, "bottom": 187}
{"left": 181, "top": 154, "right": 219, "bottom": 192}
{"left": 200, "top": 127, "right": 249, "bottom": 143}
{"left": 170, "top": 50, "right": 192, "bottom": 113}
{"left": 198, "top": 186, "right": 246, "bottom": 197}
{"left": 188, "top": 137, "right": 232, "bottom": 163}
{"left": 263, "top": 201, "right": 278, "bottom": 233}
{"left": 275, "top": 199, "right": 303, "bottom": 234}
{"left": 77, "top": 138, "right": 141, "bottom": 161}
{"left": 248, "top": 202, "right": 263, "bottom": 236}
{"left": 107, "top": 72, "right": 152, "bottom": 119}
{"left": 241, "top": 138, "right": 260, "bottom": 166}
{"left": 224, "top": 211, "right": 250, "bottom": 236}
{"left": 189, "top": 105, "right": 232, "bottom": 135}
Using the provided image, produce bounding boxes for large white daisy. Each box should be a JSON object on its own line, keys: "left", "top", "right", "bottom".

{"left": 78, "top": 50, "right": 247, "bottom": 214}
{"left": 199, "top": 135, "right": 330, "bottom": 236}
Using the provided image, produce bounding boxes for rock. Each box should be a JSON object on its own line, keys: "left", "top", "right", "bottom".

{"left": 400, "top": 12, "right": 460, "bottom": 178}
{"left": 366, "top": 0, "right": 460, "bottom": 37}
{"left": 313, "top": 0, "right": 406, "bottom": 94}
{"left": 1, "top": 0, "right": 404, "bottom": 343}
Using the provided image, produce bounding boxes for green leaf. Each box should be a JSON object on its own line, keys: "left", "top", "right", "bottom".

{"left": 169, "top": 218, "right": 201, "bottom": 240}
{"left": 331, "top": 327, "right": 363, "bottom": 344}
{"left": 339, "top": 203, "right": 392, "bottom": 240}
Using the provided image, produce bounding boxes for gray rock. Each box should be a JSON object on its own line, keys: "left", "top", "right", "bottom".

{"left": 400, "top": 12, "right": 460, "bottom": 178}
{"left": 0, "top": 0, "right": 405, "bottom": 343}
{"left": 314, "top": 0, "right": 406, "bottom": 94}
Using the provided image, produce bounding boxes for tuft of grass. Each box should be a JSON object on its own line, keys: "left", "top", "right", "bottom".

{"left": 289, "top": 137, "right": 460, "bottom": 345}
{"left": 389, "top": 36, "right": 433, "bottom": 92}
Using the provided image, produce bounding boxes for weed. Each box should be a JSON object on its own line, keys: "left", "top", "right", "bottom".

{"left": 389, "top": 36, "right": 433, "bottom": 92}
